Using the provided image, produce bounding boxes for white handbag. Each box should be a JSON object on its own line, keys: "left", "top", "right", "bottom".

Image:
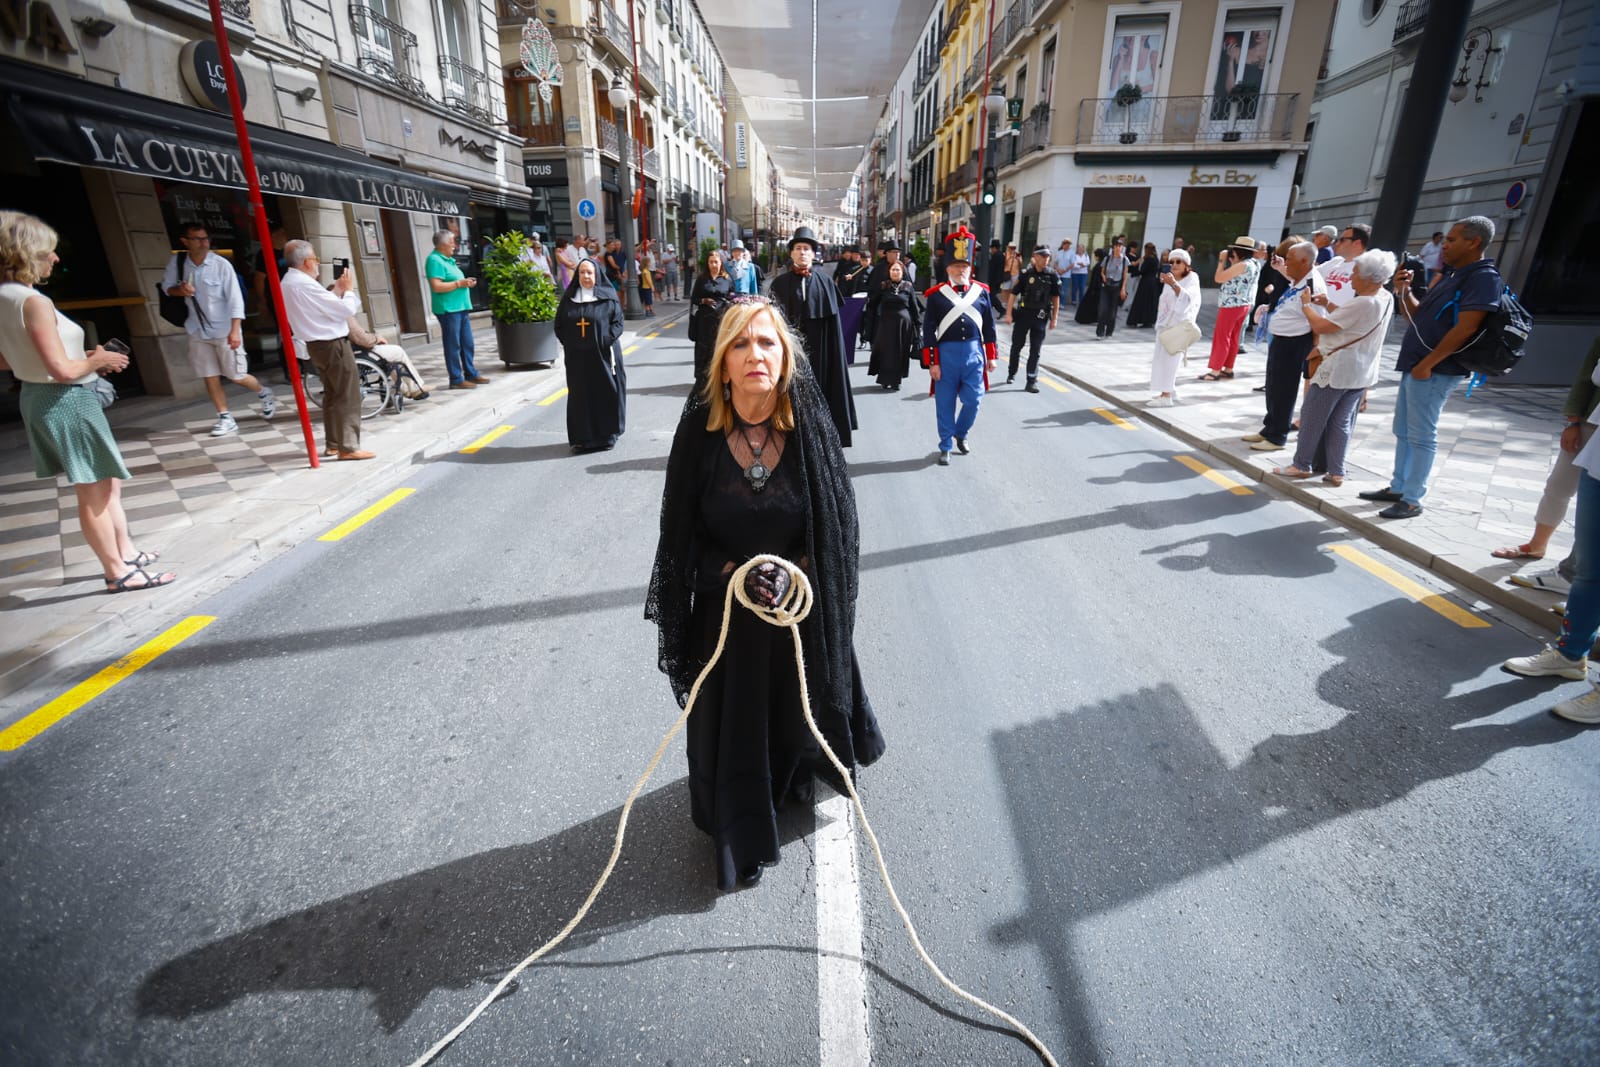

{"left": 1158, "top": 319, "right": 1202, "bottom": 355}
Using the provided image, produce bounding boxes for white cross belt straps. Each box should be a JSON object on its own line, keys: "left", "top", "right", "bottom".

{"left": 936, "top": 283, "right": 985, "bottom": 339}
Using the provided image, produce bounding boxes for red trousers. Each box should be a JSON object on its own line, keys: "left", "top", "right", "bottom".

{"left": 1207, "top": 305, "right": 1251, "bottom": 371}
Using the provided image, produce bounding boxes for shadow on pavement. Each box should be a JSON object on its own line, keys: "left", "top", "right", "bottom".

{"left": 136, "top": 780, "right": 820, "bottom": 1031}
{"left": 627, "top": 383, "right": 695, "bottom": 398}
{"left": 1023, "top": 408, "right": 1127, "bottom": 430}
{"left": 848, "top": 456, "right": 941, "bottom": 477}
{"left": 988, "top": 601, "right": 1581, "bottom": 1063}
{"left": 428, "top": 442, "right": 577, "bottom": 465}
{"left": 587, "top": 455, "right": 670, "bottom": 474}
{"left": 1143, "top": 520, "right": 1344, "bottom": 578}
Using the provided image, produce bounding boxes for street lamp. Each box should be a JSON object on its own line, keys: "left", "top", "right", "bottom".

{"left": 608, "top": 74, "right": 644, "bottom": 318}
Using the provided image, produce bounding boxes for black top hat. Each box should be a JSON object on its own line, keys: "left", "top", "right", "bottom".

{"left": 788, "top": 226, "right": 820, "bottom": 250}
{"left": 877, "top": 238, "right": 900, "bottom": 252}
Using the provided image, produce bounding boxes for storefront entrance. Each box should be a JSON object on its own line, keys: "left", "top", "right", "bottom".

{"left": 1079, "top": 188, "right": 1150, "bottom": 256}
{"left": 1174, "top": 187, "right": 1258, "bottom": 288}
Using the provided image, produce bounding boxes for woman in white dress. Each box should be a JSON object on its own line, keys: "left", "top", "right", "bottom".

{"left": 1147, "top": 249, "right": 1202, "bottom": 406}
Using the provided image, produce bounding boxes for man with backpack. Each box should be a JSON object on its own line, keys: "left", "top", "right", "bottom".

{"left": 1358, "top": 216, "right": 1503, "bottom": 519}
{"left": 162, "top": 222, "right": 277, "bottom": 437}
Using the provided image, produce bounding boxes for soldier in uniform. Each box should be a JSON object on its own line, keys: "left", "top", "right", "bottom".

{"left": 1004, "top": 246, "right": 1061, "bottom": 392}
{"left": 920, "top": 226, "right": 997, "bottom": 466}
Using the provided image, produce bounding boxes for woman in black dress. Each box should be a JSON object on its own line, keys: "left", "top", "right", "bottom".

{"left": 1125, "top": 242, "right": 1162, "bottom": 328}
{"left": 553, "top": 259, "right": 626, "bottom": 452}
{"left": 688, "top": 249, "right": 733, "bottom": 385}
{"left": 867, "top": 261, "right": 921, "bottom": 391}
{"left": 646, "top": 299, "right": 885, "bottom": 890}
{"left": 1074, "top": 248, "right": 1106, "bottom": 325}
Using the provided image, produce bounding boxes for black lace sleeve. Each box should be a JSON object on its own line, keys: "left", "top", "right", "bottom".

{"left": 645, "top": 399, "right": 714, "bottom": 706}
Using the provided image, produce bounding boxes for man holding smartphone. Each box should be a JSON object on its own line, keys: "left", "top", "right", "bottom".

{"left": 162, "top": 222, "right": 277, "bottom": 437}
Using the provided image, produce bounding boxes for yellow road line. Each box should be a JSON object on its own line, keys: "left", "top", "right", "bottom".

{"left": 1092, "top": 407, "right": 1137, "bottom": 431}
{"left": 537, "top": 387, "right": 568, "bottom": 407}
{"left": 1174, "top": 454, "right": 1254, "bottom": 495}
{"left": 459, "top": 424, "right": 513, "bottom": 454}
{"left": 1041, "top": 377, "right": 1069, "bottom": 393}
{"left": 663, "top": 321, "right": 678, "bottom": 329}
{"left": 645, "top": 332, "right": 660, "bottom": 339}
{"left": 0, "top": 616, "right": 217, "bottom": 751}
{"left": 623, "top": 344, "right": 640, "bottom": 355}
{"left": 1329, "top": 544, "right": 1491, "bottom": 629}
{"left": 318, "top": 489, "right": 416, "bottom": 542}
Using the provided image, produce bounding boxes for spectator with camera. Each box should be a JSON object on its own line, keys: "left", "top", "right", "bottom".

{"left": 162, "top": 222, "right": 277, "bottom": 438}
{"left": 1358, "top": 216, "right": 1503, "bottom": 519}
{"left": 1199, "top": 236, "right": 1261, "bottom": 381}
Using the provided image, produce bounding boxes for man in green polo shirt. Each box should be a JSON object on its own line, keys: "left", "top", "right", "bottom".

{"left": 426, "top": 228, "right": 489, "bottom": 389}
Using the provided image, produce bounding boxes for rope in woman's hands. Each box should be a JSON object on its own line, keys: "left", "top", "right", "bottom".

{"left": 406, "top": 556, "right": 1058, "bottom": 1067}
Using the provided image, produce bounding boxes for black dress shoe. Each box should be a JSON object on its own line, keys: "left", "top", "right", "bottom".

{"left": 1026, "top": 381, "right": 1040, "bottom": 393}
{"left": 738, "top": 864, "right": 763, "bottom": 887}
{"left": 1379, "top": 501, "right": 1424, "bottom": 519}
{"left": 1358, "top": 488, "right": 1404, "bottom": 503}
{"left": 954, "top": 437, "right": 970, "bottom": 455}
{"left": 936, "top": 451, "right": 950, "bottom": 466}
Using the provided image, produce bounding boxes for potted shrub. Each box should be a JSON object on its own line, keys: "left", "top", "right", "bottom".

{"left": 1114, "top": 83, "right": 1143, "bottom": 107}
{"left": 482, "top": 231, "right": 561, "bottom": 367}
{"left": 1114, "top": 83, "right": 1142, "bottom": 143}
{"left": 1225, "top": 82, "right": 1261, "bottom": 137}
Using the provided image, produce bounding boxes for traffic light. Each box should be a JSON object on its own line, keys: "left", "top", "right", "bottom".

{"left": 982, "top": 167, "right": 997, "bottom": 206}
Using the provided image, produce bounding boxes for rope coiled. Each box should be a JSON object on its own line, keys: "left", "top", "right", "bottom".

{"left": 407, "top": 555, "right": 1058, "bottom": 1067}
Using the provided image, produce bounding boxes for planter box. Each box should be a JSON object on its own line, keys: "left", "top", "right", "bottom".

{"left": 496, "top": 319, "right": 560, "bottom": 367}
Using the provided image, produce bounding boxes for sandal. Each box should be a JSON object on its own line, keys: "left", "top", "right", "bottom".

{"left": 1491, "top": 544, "right": 1544, "bottom": 561}
{"left": 1274, "top": 465, "right": 1314, "bottom": 480}
{"left": 1219, "top": 369, "right": 1235, "bottom": 378}
{"left": 125, "top": 550, "right": 161, "bottom": 567}
{"left": 1322, "top": 474, "right": 1344, "bottom": 487}
{"left": 1198, "top": 372, "right": 1222, "bottom": 382}
{"left": 105, "top": 566, "right": 176, "bottom": 593}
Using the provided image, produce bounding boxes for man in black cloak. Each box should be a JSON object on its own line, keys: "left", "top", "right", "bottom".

{"left": 768, "top": 226, "right": 857, "bottom": 447}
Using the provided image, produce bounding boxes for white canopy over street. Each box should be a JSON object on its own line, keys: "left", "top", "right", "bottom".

{"left": 696, "top": 0, "right": 937, "bottom": 219}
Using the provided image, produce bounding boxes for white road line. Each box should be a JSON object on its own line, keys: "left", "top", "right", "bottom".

{"left": 816, "top": 789, "right": 871, "bottom": 1066}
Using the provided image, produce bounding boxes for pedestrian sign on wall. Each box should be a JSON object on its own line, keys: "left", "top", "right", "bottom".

{"left": 577, "top": 198, "right": 597, "bottom": 220}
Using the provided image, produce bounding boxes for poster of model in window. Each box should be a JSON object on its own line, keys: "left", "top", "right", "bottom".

{"left": 1103, "top": 30, "right": 1163, "bottom": 128}
{"left": 1212, "top": 27, "right": 1273, "bottom": 120}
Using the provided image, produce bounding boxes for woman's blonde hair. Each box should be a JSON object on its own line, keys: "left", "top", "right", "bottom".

{"left": 0, "top": 211, "right": 58, "bottom": 285}
{"left": 700, "top": 300, "right": 798, "bottom": 432}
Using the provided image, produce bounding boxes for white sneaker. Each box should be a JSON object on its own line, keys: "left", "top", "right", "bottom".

{"left": 259, "top": 389, "right": 277, "bottom": 419}
{"left": 1553, "top": 684, "right": 1600, "bottom": 724}
{"left": 1146, "top": 395, "right": 1174, "bottom": 407}
{"left": 1503, "top": 646, "right": 1589, "bottom": 680}
{"left": 209, "top": 412, "right": 238, "bottom": 437}
{"left": 1509, "top": 569, "right": 1571, "bottom": 594}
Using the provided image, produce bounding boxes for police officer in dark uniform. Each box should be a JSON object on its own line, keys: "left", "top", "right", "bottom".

{"left": 1004, "top": 246, "right": 1061, "bottom": 393}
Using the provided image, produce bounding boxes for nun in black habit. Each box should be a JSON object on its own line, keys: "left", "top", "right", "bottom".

{"left": 688, "top": 249, "right": 734, "bottom": 387}
{"left": 768, "top": 226, "right": 857, "bottom": 447}
{"left": 867, "top": 260, "right": 921, "bottom": 391}
{"left": 554, "top": 258, "right": 626, "bottom": 452}
{"left": 646, "top": 298, "right": 885, "bottom": 890}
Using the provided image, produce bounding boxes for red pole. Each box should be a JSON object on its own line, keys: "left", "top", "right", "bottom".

{"left": 205, "top": 0, "right": 319, "bottom": 468}
{"left": 626, "top": 0, "right": 648, "bottom": 245}
{"left": 974, "top": 0, "right": 998, "bottom": 206}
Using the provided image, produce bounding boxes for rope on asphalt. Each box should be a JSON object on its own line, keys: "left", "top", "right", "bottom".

{"left": 406, "top": 555, "right": 1059, "bottom": 1067}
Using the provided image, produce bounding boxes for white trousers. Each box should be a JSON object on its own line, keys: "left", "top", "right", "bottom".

{"left": 1150, "top": 337, "right": 1186, "bottom": 395}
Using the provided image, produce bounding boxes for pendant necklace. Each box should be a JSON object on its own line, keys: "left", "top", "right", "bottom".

{"left": 738, "top": 417, "right": 773, "bottom": 492}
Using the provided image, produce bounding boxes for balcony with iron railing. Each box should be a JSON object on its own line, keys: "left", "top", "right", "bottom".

{"left": 642, "top": 146, "right": 661, "bottom": 176}
{"left": 599, "top": 116, "right": 620, "bottom": 157}
{"left": 1073, "top": 92, "right": 1299, "bottom": 148}
{"left": 1393, "top": 0, "right": 1429, "bottom": 42}
{"left": 914, "top": 63, "right": 935, "bottom": 97}
{"left": 641, "top": 52, "right": 663, "bottom": 95}
{"left": 593, "top": 2, "right": 633, "bottom": 62}
{"left": 910, "top": 128, "right": 936, "bottom": 159}
{"left": 439, "top": 56, "right": 492, "bottom": 123}
{"left": 350, "top": 5, "right": 428, "bottom": 100}
{"left": 508, "top": 119, "right": 564, "bottom": 146}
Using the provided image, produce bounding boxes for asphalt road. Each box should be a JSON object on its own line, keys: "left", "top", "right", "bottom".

{"left": 2, "top": 303, "right": 1597, "bottom": 1066}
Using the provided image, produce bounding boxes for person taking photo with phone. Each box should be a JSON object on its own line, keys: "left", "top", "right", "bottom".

{"left": 162, "top": 222, "right": 277, "bottom": 437}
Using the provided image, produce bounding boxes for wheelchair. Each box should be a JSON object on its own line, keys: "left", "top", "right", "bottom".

{"left": 298, "top": 345, "right": 422, "bottom": 418}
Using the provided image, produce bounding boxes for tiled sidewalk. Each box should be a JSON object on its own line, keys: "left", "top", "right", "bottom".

{"left": 0, "top": 303, "right": 689, "bottom": 698}
{"left": 1033, "top": 293, "right": 1577, "bottom": 630}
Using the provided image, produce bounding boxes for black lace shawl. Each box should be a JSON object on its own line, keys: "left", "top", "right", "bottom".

{"left": 645, "top": 360, "right": 868, "bottom": 756}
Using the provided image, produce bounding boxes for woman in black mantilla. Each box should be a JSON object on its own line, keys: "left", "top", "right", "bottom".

{"left": 688, "top": 249, "right": 733, "bottom": 386}
{"left": 1074, "top": 247, "right": 1106, "bottom": 326}
{"left": 554, "top": 258, "right": 626, "bottom": 453}
{"left": 1125, "top": 242, "right": 1162, "bottom": 328}
{"left": 867, "top": 260, "right": 921, "bottom": 391}
{"left": 646, "top": 298, "right": 886, "bottom": 890}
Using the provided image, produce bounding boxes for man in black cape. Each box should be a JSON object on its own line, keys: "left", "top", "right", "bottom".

{"left": 769, "top": 226, "right": 857, "bottom": 447}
